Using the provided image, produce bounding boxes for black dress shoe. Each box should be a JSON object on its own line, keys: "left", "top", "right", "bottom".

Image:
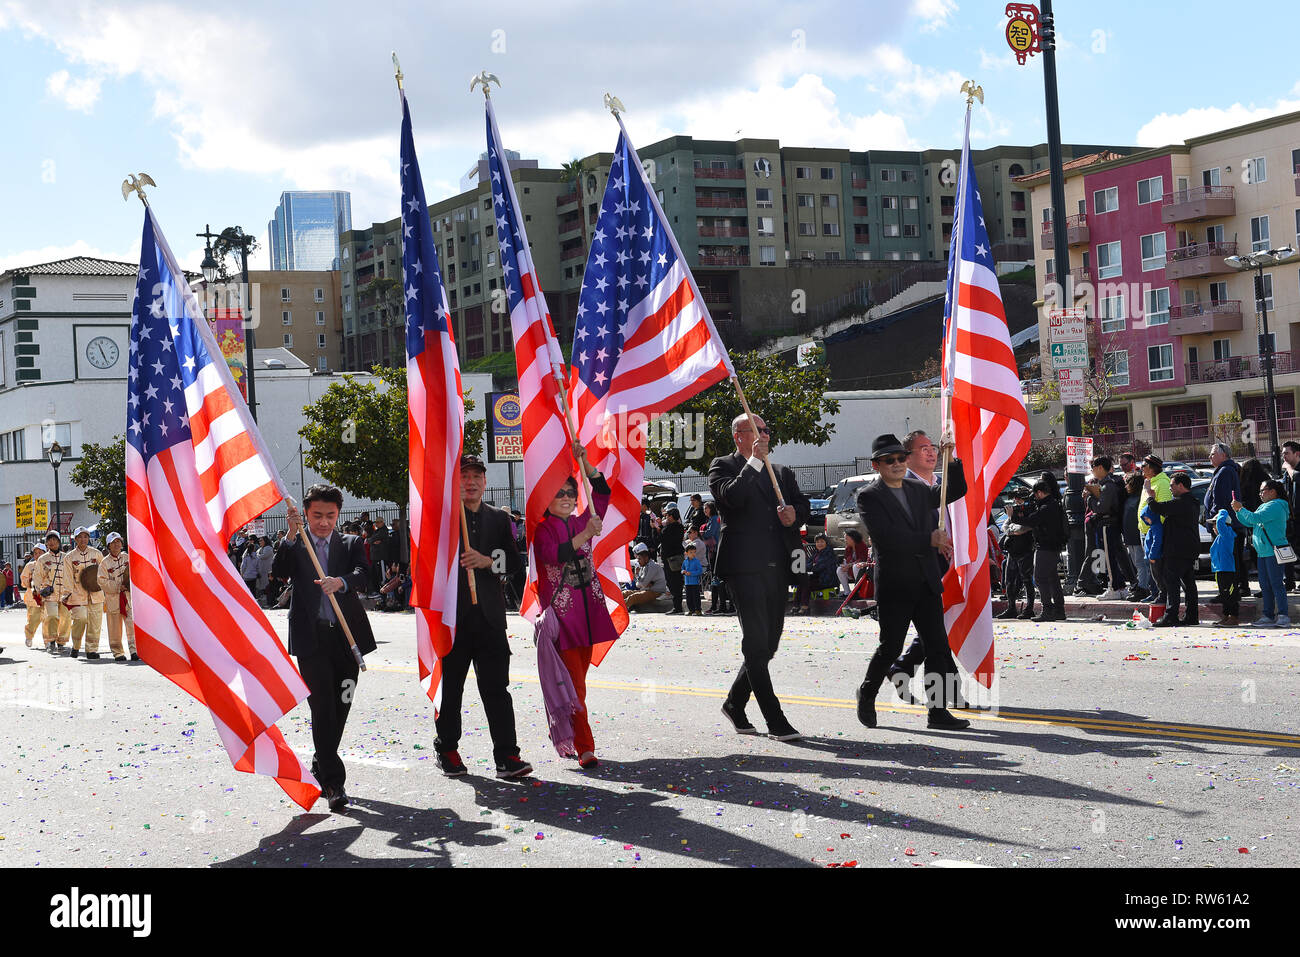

{"left": 855, "top": 683, "right": 877, "bottom": 728}
{"left": 995, "top": 606, "right": 1018, "bottom": 620}
{"left": 767, "top": 721, "right": 802, "bottom": 742}
{"left": 1178, "top": 617, "right": 1199, "bottom": 627}
{"left": 326, "top": 786, "right": 349, "bottom": 812}
{"left": 1016, "top": 608, "right": 1035, "bottom": 620}
{"left": 927, "top": 709, "right": 971, "bottom": 730}
{"left": 1153, "top": 616, "right": 1178, "bottom": 628}
{"left": 85, "top": 652, "right": 100, "bottom": 660}
{"left": 721, "top": 700, "right": 760, "bottom": 735}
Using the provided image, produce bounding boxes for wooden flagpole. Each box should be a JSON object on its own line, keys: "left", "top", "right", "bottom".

{"left": 459, "top": 501, "right": 479, "bottom": 605}
{"left": 732, "top": 378, "right": 787, "bottom": 507}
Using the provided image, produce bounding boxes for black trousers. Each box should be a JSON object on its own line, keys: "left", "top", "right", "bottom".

{"left": 894, "top": 554, "right": 952, "bottom": 673}
{"left": 434, "top": 608, "right": 518, "bottom": 762}
{"left": 665, "top": 564, "right": 684, "bottom": 611}
{"left": 1215, "top": 572, "right": 1239, "bottom": 617}
{"left": 1004, "top": 551, "right": 1035, "bottom": 606}
{"left": 1099, "top": 523, "right": 1128, "bottom": 589}
{"left": 296, "top": 623, "right": 361, "bottom": 792}
{"left": 725, "top": 568, "right": 790, "bottom": 728}
{"left": 870, "top": 580, "right": 957, "bottom": 709}
{"left": 685, "top": 584, "right": 702, "bottom": 614}
{"left": 1162, "top": 557, "right": 1198, "bottom": 621}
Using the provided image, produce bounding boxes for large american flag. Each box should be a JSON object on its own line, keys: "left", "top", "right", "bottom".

{"left": 401, "top": 92, "right": 465, "bottom": 714}
{"left": 485, "top": 99, "right": 575, "bottom": 623}
{"left": 569, "top": 122, "right": 734, "bottom": 650}
{"left": 125, "top": 207, "right": 319, "bottom": 809}
{"left": 940, "top": 110, "right": 1031, "bottom": 687}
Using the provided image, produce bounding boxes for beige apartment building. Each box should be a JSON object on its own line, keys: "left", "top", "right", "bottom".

{"left": 1020, "top": 110, "right": 1300, "bottom": 456}
{"left": 203, "top": 270, "right": 343, "bottom": 373}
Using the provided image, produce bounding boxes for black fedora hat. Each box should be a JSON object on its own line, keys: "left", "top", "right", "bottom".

{"left": 871, "top": 433, "right": 906, "bottom": 460}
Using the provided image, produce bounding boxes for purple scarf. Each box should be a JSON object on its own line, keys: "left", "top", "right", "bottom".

{"left": 535, "top": 607, "right": 584, "bottom": 757}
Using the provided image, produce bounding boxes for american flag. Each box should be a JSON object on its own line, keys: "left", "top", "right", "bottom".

{"left": 401, "top": 92, "right": 465, "bottom": 714}
{"left": 124, "top": 207, "right": 319, "bottom": 810}
{"left": 940, "top": 110, "right": 1031, "bottom": 687}
{"left": 485, "top": 99, "right": 575, "bottom": 623}
{"left": 569, "top": 123, "right": 734, "bottom": 649}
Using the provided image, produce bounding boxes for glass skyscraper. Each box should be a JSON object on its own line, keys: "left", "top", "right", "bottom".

{"left": 267, "top": 191, "right": 352, "bottom": 270}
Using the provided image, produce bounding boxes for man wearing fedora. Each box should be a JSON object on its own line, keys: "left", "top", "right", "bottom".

{"left": 856, "top": 431, "right": 971, "bottom": 730}
{"left": 710, "top": 412, "right": 811, "bottom": 742}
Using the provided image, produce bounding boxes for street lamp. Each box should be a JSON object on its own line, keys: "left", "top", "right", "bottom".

{"left": 48, "top": 441, "right": 64, "bottom": 536}
{"left": 1225, "top": 244, "right": 1297, "bottom": 475}
{"left": 196, "top": 224, "right": 259, "bottom": 422}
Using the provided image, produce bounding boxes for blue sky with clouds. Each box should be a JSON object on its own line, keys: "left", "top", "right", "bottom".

{"left": 4, "top": 0, "right": 1300, "bottom": 274}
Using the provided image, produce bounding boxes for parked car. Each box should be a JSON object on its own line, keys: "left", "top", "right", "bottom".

{"left": 674, "top": 491, "right": 714, "bottom": 524}
{"left": 823, "top": 474, "right": 874, "bottom": 547}
{"left": 642, "top": 479, "right": 677, "bottom": 515}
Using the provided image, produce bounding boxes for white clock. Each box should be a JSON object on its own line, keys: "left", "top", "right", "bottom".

{"left": 86, "top": 336, "right": 120, "bottom": 370}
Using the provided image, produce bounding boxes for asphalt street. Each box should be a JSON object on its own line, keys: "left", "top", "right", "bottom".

{"left": 1, "top": 605, "right": 1297, "bottom": 869}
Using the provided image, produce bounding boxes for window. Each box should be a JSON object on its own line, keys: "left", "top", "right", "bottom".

{"left": 1145, "top": 287, "right": 1170, "bottom": 326}
{"left": 759, "top": 245, "right": 776, "bottom": 265}
{"left": 823, "top": 223, "right": 841, "bottom": 236}
{"left": 1137, "top": 177, "right": 1163, "bottom": 205}
{"left": 1251, "top": 215, "right": 1270, "bottom": 252}
{"left": 1045, "top": 256, "right": 1055, "bottom": 277}
{"left": 888, "top": 251, "right": 902, "bottom": 260}
{"left": 1202, "top": 168, "right": 1221, "bottom": 187}
{"left": 1011, "top": 217, "right": 1027, "bottom": 238}
{"left": 881, "top": 196, "right": 899, "bottom": 210}
{"left": 1, "top": 428, "right": 26, "bottom": 462}
{"left": 317, "top": 334, "right": 327, "bottom": 348}
{"left": 795, "top": 166, "right": 812, "bottom": 179}
{"left": 753, "top": 158, "right": 772, "bottom": 176}
{"left": 710, "top": 160, "right": 727, "bottom": 171}
{"left": 1104, "top": 350, "right": 1129, "bottom": 387}
{"left": 1246, "top": 156, "right": 1267, "bottom": 184}
{"left": 40, "top": 423, "right": 72, "bottom": 457}
{"left": 314, "top": 287, "right": 324, "bottom": 302}
{"left": 1094, "top": 187, "right": 1118, "bottom": 214}
{"left": 1140, "top": 232, "right": 1167, "bottom": 270}
{"left": 282, "top": 311, "right": 292, "bottom": 326}
{"left": 344, "top": 295, "right": 352, "bottom": 312}
{"left": 798, "top": 222, "right": 816, "bottom": 236}
{"left": 903, "top": 196, "right": 919, "bottom": 210}
{"left": 1213, "top": 338, "right": 1232, "bottom": 362}
{"left": 901, "top": 169, "right": 917, "bottom": 183}
{"left": 283, "top": 333, "right": 293, "bottom": 347}
{"left": 902, "top": 224, "right": 920, "bottom": 237}
{"left": 469, "top": 206, "right": 479, "bottom": 221}
{"left": 317, "top": 356, "right": 328, "bottom": 371}
{"left": 1148, "top": 344, "right": 1174, "bottom": 382}
{"left": 820, "top": 167, "right": 835, "bottom": 180}
{"left": 825, "top": 251, "right": 842, "bottom": 260}
{"left": 1097, "top": 241, "right": 1122, "bottom": 279}
{"left": 1255, "top": 273, "right": 1274, "bottom": 312}
{"left": 822, "top": 194, "right": 838, "bottom": 208}
{"left": 1209, "top": 281, "right": 1228, "bottom": 303}
{"left": 796, "top": 194, "right": 814, "bottom": 208}
{"left": 757, "top": 217, "right": 775, "bottom": 236}
{"left": 883, "top": 224, "right": 901, "bottom": 237}
{"left": 280, "top": 288, "right": 291, "bottom": 302}
{"left": 755, "top": 188, "right": 773, "bottom": 208}
{"left": 880, "top": 169, "right": 898, "bottom": 182}
{"left": 315, "top": 310, "right": 325, "bottom": 326}
{"left": 487, "top": 251, "right": 496, "bottom": 267}
{"left": 1099, "top": 292, "right": 1126, "bottom": 332}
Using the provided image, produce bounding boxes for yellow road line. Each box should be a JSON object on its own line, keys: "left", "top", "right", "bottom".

{"left": 367, "top": 664, "right": 1299, "bottom": 749}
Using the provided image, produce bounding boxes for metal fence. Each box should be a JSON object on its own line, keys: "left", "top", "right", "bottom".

{"left": 646, "top": 462, "right": 863, "bottom": 498}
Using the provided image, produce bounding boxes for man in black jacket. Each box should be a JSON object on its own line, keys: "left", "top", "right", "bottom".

{"left": 658, "top": 508, "right": 686, "bottom": 615}
{"left": 997, "top": 491, "right": 1037, "bottom": 619}
{"left": 434, "top": 455, "right": 531, "bottom": 780}
{"left": 273, "top": 484, "right": 377, "bottom": 812}
{"left": 1085, "top": 455, "right": 1129, "bottom": 600}
{"left": 710, "top": 413, "right": 811, "bottom": 742}
{"left": 856, "top": 432, "right": 970, "bottom": 731}
{"left": 1148, "top": 471, "right": 1201, "bottom": 627}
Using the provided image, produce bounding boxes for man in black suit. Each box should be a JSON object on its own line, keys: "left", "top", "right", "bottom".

{"left": 434, "top": 455, "right": 531, "bottom": 780}
{"left": 856, "top": 433, "right": 971, "bottom": 731}
{"left": 1147, "top": 470, "right": 1201, "bottom": 627}
{"left": 710, "top": 412, "right": 811, "bottom": 742}
{"left": 273, "top": 484, "right": 376, "bottom": 812}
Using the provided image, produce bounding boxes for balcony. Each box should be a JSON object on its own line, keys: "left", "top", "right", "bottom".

{"left": 698, "top": 254, "right": 750, "bottom": 267}
{"left": 1161, "top": 185, "right": 1235, "bottom": 223}
{"left": 695, "top": 196, "right": 747, "bottom": 208}
{"left": 851, "top": 177, "right": 869, "bottom": 188}
{"left": 1163, "top": 240, "right": 1238, "bottom": 280}
{"left": 555, "top": 190, "right": 580, "bottom": 208}
{"left": 1186, "top": 351, "right": 1295, "bottom": 384}
{"left": 698, "top": 226, "right": 750, "bottom": 238}
{"left": 1040, "top": 214, "right": 1089, "bottom": 250}
{"left": 561, "top": 247, "right": 586, "bottom": 261}
{"left": 1168, "top": 300, "right": 1243, "bottom": 336}
{"left": 852, "top": 205, "right": 871, "bottom": 218}
{"left": 1045, "top": 265, "right": 1091, "bottom": 288}
{"left": 694, "top": 168, "right": 745, "bottom": 180}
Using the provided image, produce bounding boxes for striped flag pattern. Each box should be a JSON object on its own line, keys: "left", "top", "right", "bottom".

{"left": 484, "top": 99, "right": 576, "bottom": 623}
{"left": 568, "top": 124, "right": 734, "bottom": 653}
{"left": 940, "top": 109, "right": 1031, "bottom": 688}
{"left": 125, "top": 206, "right": 319, "bottom": 810}
{"left": 400, "top": 92, "right": 465, "bottom": 714}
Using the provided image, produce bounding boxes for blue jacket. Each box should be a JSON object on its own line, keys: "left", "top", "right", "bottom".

{"left": 1235, "top": 498, "right": 1291, "bottom": 557}
{"left": 681, "top": 556, "right": 704, "bottom": 586}
{"left": 1210, "top": 509, "right": 1236, "bottom": 573}
{"left": 1141, "top": 504, "right": 1163, "bottom": 560}
{"left": 1203, "top": 459, "right": 1241, "bottom": 525}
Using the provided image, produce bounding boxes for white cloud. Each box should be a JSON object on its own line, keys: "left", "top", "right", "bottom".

{"left": 45, "top": 69, "right": 102, "bottom": 112}
{"left": 1136, "top": 92, "right": 1300, "bottom": 147}
{"left": 913, "top": 0, "right": 958, "bottom": 32}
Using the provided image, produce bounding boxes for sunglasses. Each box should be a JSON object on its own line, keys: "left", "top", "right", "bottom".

{"left": 876, "top": 454, "right": 908, "bottom": 465}
{"left": 553, "top": 487, "right": 578, "bottom": 500}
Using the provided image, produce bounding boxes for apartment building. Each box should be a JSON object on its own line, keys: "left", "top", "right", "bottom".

{"left": 1022, "top": 110, "right": 1300, "bottom": 449}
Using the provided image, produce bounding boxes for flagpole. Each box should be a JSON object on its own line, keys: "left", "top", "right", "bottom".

{"left": 604, "top": 95, "right": 786, "bottom": 508}
{"left": 937, "top": 82, "right": 982, "bottom": 533}
{"left": 287, "top": 496, "right": 366, "bottom": 672}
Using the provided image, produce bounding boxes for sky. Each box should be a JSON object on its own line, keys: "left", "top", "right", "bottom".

{"left": 4, "top": 0, "right": 1300, "bottom": 275}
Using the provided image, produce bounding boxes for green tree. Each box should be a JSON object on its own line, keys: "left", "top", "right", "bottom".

{"left": 298, "top": 365, "right": 485, "bottom": 518}
{"left": 70, "top": 437, "right": 128, "bottom": 543}
{"left": 644, "top": 350, "right": 840, "bottom": 474}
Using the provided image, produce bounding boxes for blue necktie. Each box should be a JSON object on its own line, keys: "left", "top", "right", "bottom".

{"left": 313, "top": 536, "right": 336, "bottom": 623}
